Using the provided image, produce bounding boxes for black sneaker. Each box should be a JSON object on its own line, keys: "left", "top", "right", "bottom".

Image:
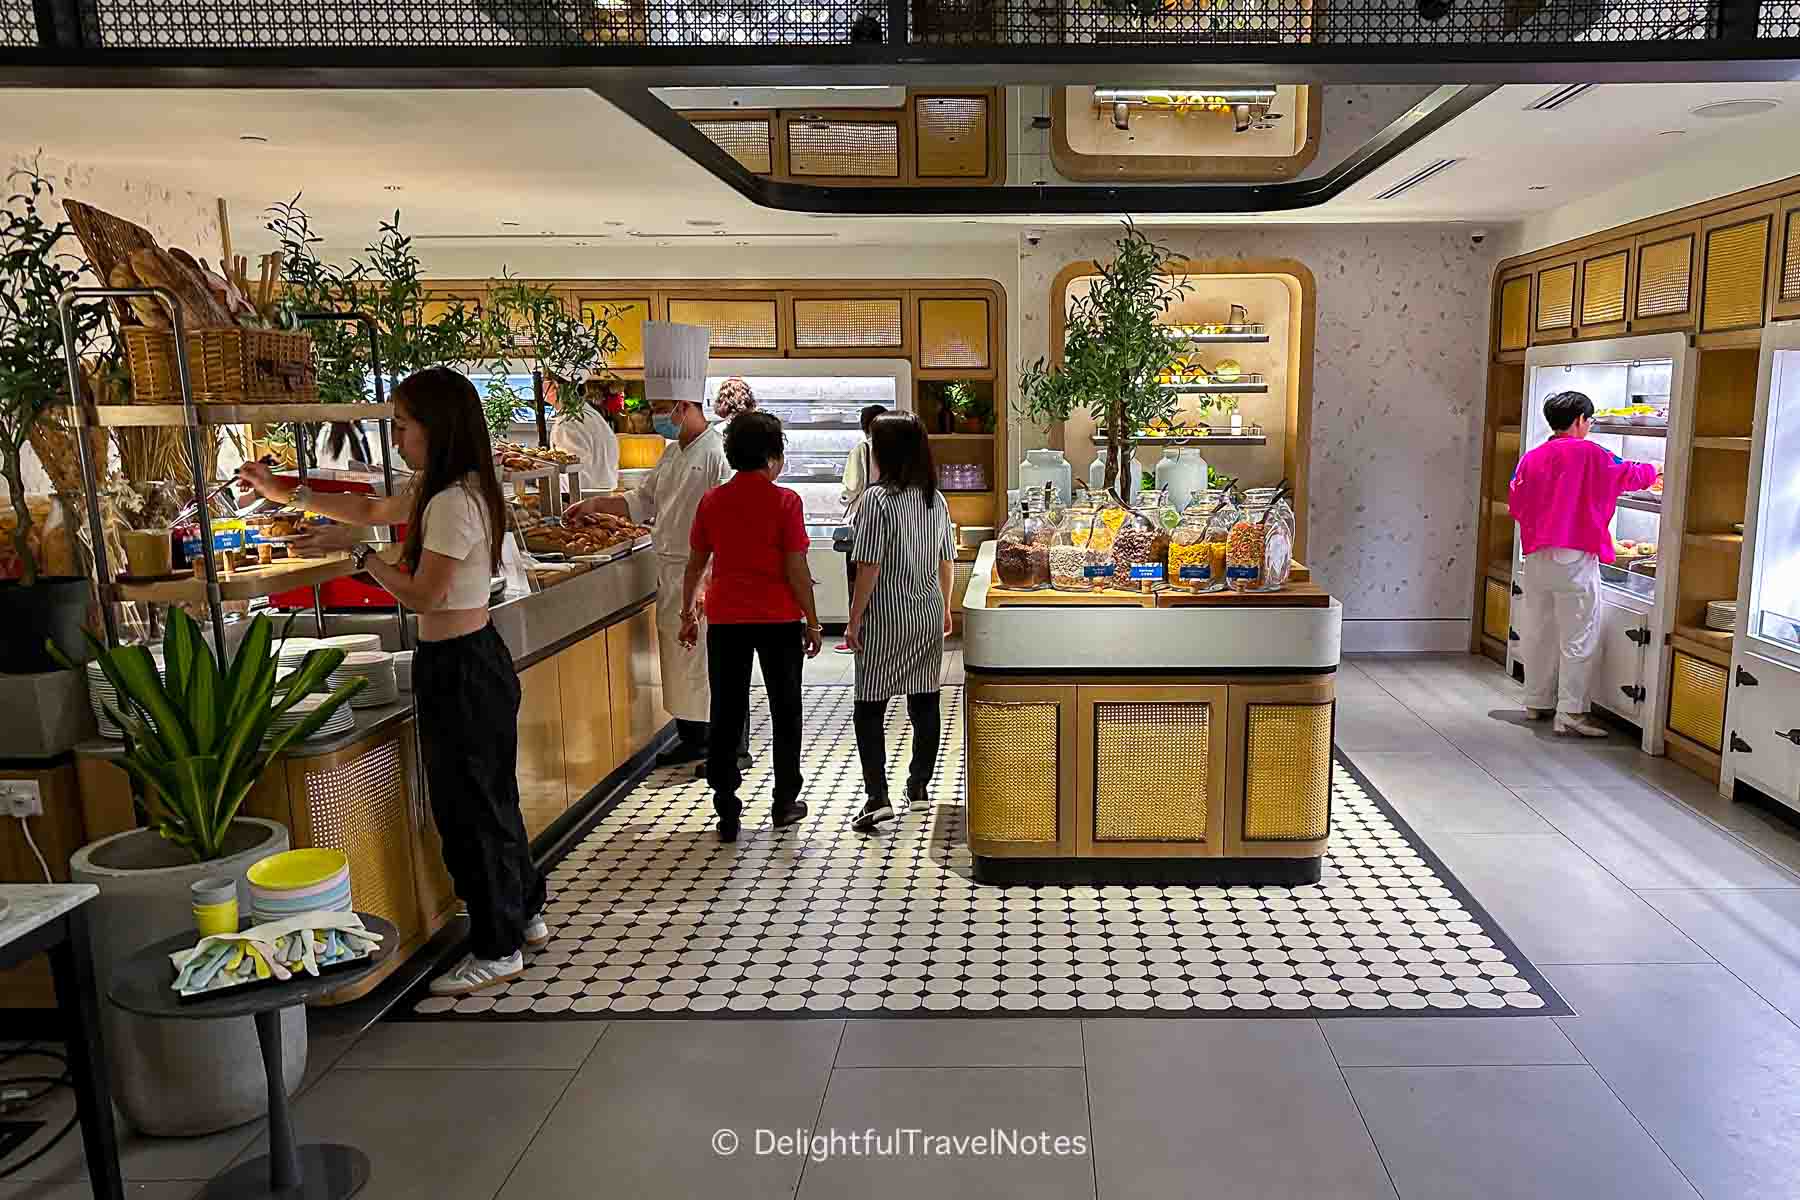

{"left": 905, "top": 782, "right": 929, "bottom": 812}
{"left": 771, "top": 800, "right": 809, "bottom": 830}
{"left": 852, "top": 798, "right": 894, "bottom": 834}
{"left": 717, "top": 815, "right": 740, "bottom": 843}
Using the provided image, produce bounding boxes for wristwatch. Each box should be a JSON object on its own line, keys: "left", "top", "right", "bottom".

{"left": 350, "top": 542, "right": 372, "bottom": 571}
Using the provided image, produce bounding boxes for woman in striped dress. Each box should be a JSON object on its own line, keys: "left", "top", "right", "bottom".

{"left": 844, "top": 412, "right": 957, "bottom": 834}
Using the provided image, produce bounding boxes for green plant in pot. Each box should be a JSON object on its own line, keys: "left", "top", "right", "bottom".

{"left": 65, "top": 607, "right": 365, "bottom": 1134}
{"left": 0, "top": 164, "right": 111, "bottom": 673}
{"left": 1018, "top": 220, "right": 1191, "bottom": 504}
{"left": 485, "top": 272, "right": 622, "bottom": 431}
{"left": 944, "top": 380, "right": 992, "bottom": 434}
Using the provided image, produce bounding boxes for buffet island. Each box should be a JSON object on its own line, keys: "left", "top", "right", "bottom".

{"left": 960, "top": 541, "right": 1341, "bottom": 885}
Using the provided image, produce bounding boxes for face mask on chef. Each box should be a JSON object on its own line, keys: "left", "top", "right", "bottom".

{"left": 653, "top": 400, "right": 704, "bottom": 440}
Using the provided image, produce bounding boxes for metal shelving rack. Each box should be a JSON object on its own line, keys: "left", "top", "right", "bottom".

{"left": 58, "top": 288, "right": 409, "bottom": 655}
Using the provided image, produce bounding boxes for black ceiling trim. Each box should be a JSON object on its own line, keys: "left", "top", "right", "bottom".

{"left": 594, "top": 83, "right": 1501, "bottom": 217}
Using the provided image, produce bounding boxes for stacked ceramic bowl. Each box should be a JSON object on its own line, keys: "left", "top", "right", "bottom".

{"left": 266, "top": 692, "right": 354, "bottom": 746}
{"left": 319, "top": 633, "right": 383, "bottom": 656}
{"left": 85, "top": 652, "right": 161, "bottom": 740}
{"left": 246, "top": 848, "right": 352, "bottom": 926}
{"left": 275, "top": 637, "right": 323, "bottom": 686}
{"left": 1706, "top": 599, "right": 1739, "bottom": 632}
{"left": 393, "top": 650, "right": 414, "bottom": 692}
{"left": 328, "top": 651, "right": 398, "bottom": 708}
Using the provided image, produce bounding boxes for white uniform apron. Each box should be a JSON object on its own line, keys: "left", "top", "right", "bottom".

{"left": 624, "top": 426, "right": 730, "bottom": 723}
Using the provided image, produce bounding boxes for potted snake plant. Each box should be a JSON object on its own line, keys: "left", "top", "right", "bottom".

{"left": 66, "top": 609, "right": 364, "bottom": 1135}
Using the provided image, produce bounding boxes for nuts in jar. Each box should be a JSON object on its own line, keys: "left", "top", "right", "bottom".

{"left": 1226, "top": 520, "right": 1266, "bottom": 590}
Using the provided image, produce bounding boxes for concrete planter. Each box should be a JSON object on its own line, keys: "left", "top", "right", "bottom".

{"left": 70, "top": 818, "right": 307, "bottom": 1136}
{"left": 0, "top": 668, "right": 91, "bottom": 759}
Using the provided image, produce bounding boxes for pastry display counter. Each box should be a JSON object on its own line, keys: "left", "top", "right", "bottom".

{"left": 961, "top": 542, "right": 1340, "bottom": 885}
{"left": 68, "top": 549, "right": 669, "bottom": 1003}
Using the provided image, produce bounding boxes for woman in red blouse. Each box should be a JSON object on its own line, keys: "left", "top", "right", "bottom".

{"left": 681, "top": 411, "right": 825, "bottom": 842}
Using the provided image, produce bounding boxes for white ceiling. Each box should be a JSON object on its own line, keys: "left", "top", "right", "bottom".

{"left": 4, "top": 82, "right": 1800, "bottom": 259}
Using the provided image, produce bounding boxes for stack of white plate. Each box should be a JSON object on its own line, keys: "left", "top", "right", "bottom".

{"left": 393, "top": 650, "right": 414, "bottom": 692}
{"left": 327, "top": 651, "right": 398, "bottom": 708}
{"left": 84, "top": 652, "right": 163, "bottom": 740}
{"left": 319, "top": 633, "right": 382, "bottom": 655}
{"left": 1706, "top": 599, "right": 1739, "bottom": 632}
{"left": 266, "top": 693, "right": 354, "bottom": 745}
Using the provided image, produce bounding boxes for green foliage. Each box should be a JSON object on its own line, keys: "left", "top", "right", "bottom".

{"left": 1017, "top": 221, "right": 1190, "bottom": 500}
{"left": 484, "top": 273, "right": 622, "bottom": 418}
{"left": 72, "top": 609, "right": 365, "bottom": 862}
{"left": 0, "top": 163, "right": 112, "bottom": 585}
{"left": 943, "top": 380, "right": 992, "bottom": 429}
{"left": 483, "top": 370, "right": 524, "bottom": 436}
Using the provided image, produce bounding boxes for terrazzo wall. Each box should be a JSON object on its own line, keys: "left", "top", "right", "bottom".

{"left": 1016, "top": 225, "right": 1502, "bottom": 649}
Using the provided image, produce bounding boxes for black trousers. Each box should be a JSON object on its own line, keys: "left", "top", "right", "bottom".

{"left": 707, "top": 622, "right": 805, "bottom": 819}
{"left": 413, "top": 624, "right": 546, "bottom": 961}
{"left": 853, "top": 692, "right": 942, "bottom": 803}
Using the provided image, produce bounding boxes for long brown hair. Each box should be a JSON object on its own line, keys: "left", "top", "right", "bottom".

{"left": 869, "top": 411, "right": 939, "bottom": 509}
{"left": 394, "top": 367, "right": 506, "bottom": 573}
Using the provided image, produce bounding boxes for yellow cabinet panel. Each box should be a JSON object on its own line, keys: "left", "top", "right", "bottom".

{"left": 1634, "top": 229, "right": 1697, "bottom": 327}
{"left": 1773, "top": 200, "right": 1800, "bottom": 321}
{"left": 916, "top": 95, "right": 989, "bottom": 178}
{"left": 516, "top": 657, "right": 568, "bottom": 841}
{"left": 1498, "top": 275, "right": 1531, "bottom": 353}
{"left": 1535, "top": 262, "right": 1577, "bottom": 336}
{"left": 1483, "top": 577, "right": 1511, "bottom": 644}
{"left": 787, "top": 118, "right": 902, "bottom": 179}
{"left": 689, "top": 117, "right": 774, "bottom": 174}
{"left": 579, "top": 297, "right": 652, "bottom": 369}
{"left": 1076, "top": 683, "right": 1228, "bottom": 857}
{"left": 557, "top": 631, "right": 617, "bottom": 810}
{"left": 1668, "top": 651, "right": 1728, "bottom": 753}
{"left": 792, "top": 297, "right": 905, "bottom": 349}
{"left": 666, "top": 297, "right": 780, "bottom": 351}
{"left": 607, "top": 603, "right": 669, "bottom": 760}
{"left": 918, "top": 297, "right": 992, "bottom": 370}
{"left": 1579, "top": 247, "right": 1630, "bottom": 331}
{"left": 1700, "top": 212, "right": 1772, "bottom": 333}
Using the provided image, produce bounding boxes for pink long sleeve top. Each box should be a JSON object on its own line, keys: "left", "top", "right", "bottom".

{"left": 1508, "top": 435, "right": 1659, "bottom": 564}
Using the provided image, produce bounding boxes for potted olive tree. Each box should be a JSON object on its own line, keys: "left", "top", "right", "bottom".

{"left": 0, "top": 164, "right": 108, "bottom": 673}
{"left": 486, "top": 273, "right": 621, "bottom": 434}
{"left": 1018, "top": 221, "right": 1191, "bottom": 503}
{"left": 68, "top": 609, "right": 364, "bottom": 1135}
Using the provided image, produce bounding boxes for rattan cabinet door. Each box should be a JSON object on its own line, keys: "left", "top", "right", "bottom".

{"left": 1225, "top": 679, "right": 1336, "bottom": 859}
{"left": 1770, "top": 196, "right": 1800, "bottom": 322}
{"left": 1075, "top": 683, "right": 1229, "bottom": 857}
{"left": 965, "top": 681, "right": 1078, "bottom": 859}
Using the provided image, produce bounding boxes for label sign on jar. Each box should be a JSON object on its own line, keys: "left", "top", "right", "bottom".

{"left": 1226, "top": 565, "right": 1261, "bottom": 582}
{"left": 1084, "top": 563, "right": 1116, "bottom": 579}
{"left": 1129, "top": 564, "right": 1165, "bottom": 581}
{"left": 1179, "top": 565, "right": 1212, "bottom": 581}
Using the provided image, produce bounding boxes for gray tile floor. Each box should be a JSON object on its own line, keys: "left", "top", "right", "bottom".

{"left": 10, "top": 653, "right": 1800, "bottom": 1200}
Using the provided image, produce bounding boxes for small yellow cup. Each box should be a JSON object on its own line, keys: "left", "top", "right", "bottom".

{"left": 191, "top": 876, "right": 239, "bottom": 938}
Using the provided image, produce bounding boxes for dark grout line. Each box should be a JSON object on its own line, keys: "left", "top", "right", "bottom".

{"left": 1079, "top": 1020, "right": 1098, "bottom": 1200}
{"left": 1551, "top": 1014, "right": 1709, "bottom": 1200}
{"left": 1318, "top": 1018, "right": 1404, "bottom": 1200}
{"left": 793, "top": 1022, "right": 849, "bottom": 1200}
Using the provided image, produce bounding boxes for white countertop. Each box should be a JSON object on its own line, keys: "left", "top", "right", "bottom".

{"left": 0, "top": 883, "right": 99, "bottom": 952}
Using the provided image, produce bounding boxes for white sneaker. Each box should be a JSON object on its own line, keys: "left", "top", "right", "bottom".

{"left": 1553, "top": 713, "right": 1610, "bottom": 738}
{"left": 428, "top": 951, "right": 524, "bottom": 997}
{"left": 524, "top": 915, "right": 550, "bottom": 948}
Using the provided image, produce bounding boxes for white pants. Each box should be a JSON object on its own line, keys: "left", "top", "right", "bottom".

{"left": 1520, "top": 548, "right": 1600, "bottom": 716}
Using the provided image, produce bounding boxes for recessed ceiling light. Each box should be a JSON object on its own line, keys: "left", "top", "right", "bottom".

{"left": 238, "top": 134, "right": 269, "bottom": 144}
{"left": 686, "top": 219, "right": 723, "bottom": 227}
{"left": 383, "top": 185, "right": 403, "bottom": 192}
{"left": 1691, "top": 98, "right": 1781, "bottom": 120}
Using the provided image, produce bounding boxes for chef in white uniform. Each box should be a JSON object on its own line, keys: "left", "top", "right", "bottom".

{"left": 550, "top": 379, "right": 621, "bottom": 495}
{"left": 565, "top": 323, "right": 728, "bottom": 767}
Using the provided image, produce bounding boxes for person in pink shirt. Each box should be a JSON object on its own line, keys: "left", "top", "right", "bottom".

{"left": 1508, "top": 389, "right": 1660, "bottom": 737}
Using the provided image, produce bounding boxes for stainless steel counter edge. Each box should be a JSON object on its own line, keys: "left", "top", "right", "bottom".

{"left": 73, "top": 548, "right": 661, "bottom": 763}
{"left": 963, "top": 542, "right": 1343, "bottom": 672}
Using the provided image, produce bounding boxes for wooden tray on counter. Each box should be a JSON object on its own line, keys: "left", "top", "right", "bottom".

{"left": 984, "top": 586, "right": 1157, "bottom": 608}
{"left": 1156, "top": 582, "right": 1330, "bottom": 608}
{"left": 982, "top": 563, "right": 1315, "bottom": 609}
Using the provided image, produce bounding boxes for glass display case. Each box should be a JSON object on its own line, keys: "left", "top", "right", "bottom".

{"left": 1746, "top": 344, "right": 1800, "bottom": 657}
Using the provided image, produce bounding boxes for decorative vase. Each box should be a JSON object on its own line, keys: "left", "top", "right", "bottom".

{"left": 1018, "top": 449, "right": 1073, "bottom": 509}
{"left": 70, "top": 818, "right": 306, "bottom": 1135}
{"left": 1088, "top": 449, "right": 1144, "bottom": 500}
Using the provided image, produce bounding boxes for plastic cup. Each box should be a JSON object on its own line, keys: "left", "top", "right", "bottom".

{"left": 190, "top": 876, "right": 239, "bottom": 937}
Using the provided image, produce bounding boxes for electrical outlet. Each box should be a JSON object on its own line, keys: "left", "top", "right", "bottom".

{"left": 0, "top": 779, "right": 43, "bottom": 818}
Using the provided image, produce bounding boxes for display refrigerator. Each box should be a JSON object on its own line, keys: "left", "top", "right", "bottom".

{"left": 702, "top": 359, "right": 911, "bottom": 625}
{"left": 1513, "top": 333, "right": 1697, "bottom": 752}
{"left": 1725, "top": 320, "right": 1800, "bottom": 814}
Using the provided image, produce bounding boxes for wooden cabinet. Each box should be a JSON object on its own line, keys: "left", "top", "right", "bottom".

{"left": 1227, "top": 680, "right": 1335, "bottom": 858}
{"left": 1532, "top": 257, "right": 1579, "bottom": 343}
{"left": 1483, "top": 577, "right": 1511, "bottom": 645}
{"left": 666, "top": 295, "right": 781, "bottom": 354}
{"left": 1594, "top": 602, "right": 1651, "bottom": 725}
{"left": 917, "top": 295, "right": 993, "bottom": 371}
{"left": 1077, "top": 683, "right": 1228, "bottom": 856}
{"left": 914, "top": 93, "right": 992, "bottom": 180}
{"left": 1699, "top": 205, "right": 1774, "bottom": 334}
{"left": 1668, "top": 650, "right": 1728, "bottom": 754}
{"left": 1576, "top": 240, "right": 1633, "bottom": 338}
{"left": 1631, "top": 223, "right": 1700, "bottom": 332}
{"left": 686, "top": 114, "right": 777, "bottom": 175}
{"left": 516, "top": 657, "right": 569, "bottom": 841}
{"left": 557, "top": 631, "right": 618, "bottom": 810}
{"left": 965, "top": 682, "right": 1079, "bottom": 859}
{"left": 784, "top": 112, "right": 907, "bottom": 182}
{"left": 1727, "top": 651, "right": 1800, "bottom": 809}
{"left": 789, "top": 293, "right": 907, "bottom": 353}
{"left": 1496, "top": 273, "right": 1532, "bottom": 353}
{"left": 608, "top": 603, "right": 669, "bottom": 759}
{"left": 578, "top": 296, "right": 653, "bottom": 369}
{"left": 1771, "top": 195, "right": 1800, "bottom": 321}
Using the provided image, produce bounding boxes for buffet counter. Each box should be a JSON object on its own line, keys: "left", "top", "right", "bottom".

{"left": 961, "top": 542, "right": 1341, "bottom": 884}
{"left": 70, "top": 548, "right": 670, "bottom": 1002}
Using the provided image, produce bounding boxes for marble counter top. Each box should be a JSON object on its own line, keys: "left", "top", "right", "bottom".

{"left": 0, "top": 883, "right": 98, "bottom": 953}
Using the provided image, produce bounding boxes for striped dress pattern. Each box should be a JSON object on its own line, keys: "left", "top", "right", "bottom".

{"left": 851, "top": 484, "right": 957, "bottom": 702}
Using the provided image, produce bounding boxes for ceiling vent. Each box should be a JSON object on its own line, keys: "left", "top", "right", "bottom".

{"left": 1373, "top": 157, "right": 1461, "bottom": 200}
{"left": 1524, "top": 84, "right": 1596, "bottom": 111}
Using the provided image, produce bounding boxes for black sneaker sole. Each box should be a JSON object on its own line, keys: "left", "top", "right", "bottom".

{"left": 717, "top": 824, "right": 740, "bottom": 843}
{"left": 852, "top": 803, "right": 895, "bottom": 834}
{"left": 771, "top": 803, "right": 809, "bottom": 830}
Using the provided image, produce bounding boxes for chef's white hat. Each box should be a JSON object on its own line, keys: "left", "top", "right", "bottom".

{"left": 643, "top": 321, "right": 711, "bottom": 403}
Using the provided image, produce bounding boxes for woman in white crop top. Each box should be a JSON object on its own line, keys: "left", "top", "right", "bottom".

{"left": 238, "top": 367, "right": 545, "bottom": 999}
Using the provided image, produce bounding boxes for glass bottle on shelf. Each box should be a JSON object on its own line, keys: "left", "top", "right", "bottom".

{"left": 1088, "top": 448, "right": 1144, "bottom": 498}
{"left": 1113, "top": 490, "right": 1173, "bottom": 593}
{"left": 1154, "top": 447, "right": 1209, "bottom": 513}
{"left": 993, "top": 484, "right": 1054, "bottom": 591}
{"left": 1018, "top": 449, "right": 1072, "bottom": 509}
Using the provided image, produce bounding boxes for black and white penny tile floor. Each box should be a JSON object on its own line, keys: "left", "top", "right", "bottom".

{"left": 404, "top": 685, "right": 1567, "bottom": 1020}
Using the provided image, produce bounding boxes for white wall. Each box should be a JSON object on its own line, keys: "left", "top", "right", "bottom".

{"left": 1017, "top": 225, "right": 1500, "bottom": 648}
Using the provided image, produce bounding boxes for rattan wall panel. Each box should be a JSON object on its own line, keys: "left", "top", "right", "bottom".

{"left": 579, "top": 298, "right": 652, "bottom": 368}
{"left": 1783, "top": 210, "right": 1800, "bottom": 302}
{"left": 1243, "top": 702, "right": 1333, "bottom": 842}
{"left": 968, "top": 699, "right": 1060, "bottom": 843}
{"left": 916, "top": 96, "right": 988, "bottom": 178}
{"left": 303, "top": 739, "right": 419, "bottom": 939}
{"left": 1483, "top": 578, "right": 1510, "bottom": 644}
{"left": 666, "top": 298, "right": 779, "bottom": 349}
{"left": 691, "top": 119, "right": 774, "bottom": 174}
{"left": 1636, "top": 234, "right": 1695, "bottom": 319}
{"left": 918, "top": 297, "right": 990, "bottom": 369}
{"left": 1092, "top": 701, "right": 1213, "bottom": 842}
{"left": 793, "top": 298, "right": 905, "bottom": 348}
{"left": 1701, "top": 217, "right": 1770, "bottom": 332}
{"left": 787, "top": 121, "right": 901, "bottom": 178}
{"left": 1498, "top": 276, "right": 1530, "bottom": 352}
{"left": 1535, "top": 264, "right": 1576, "bottom": 332}
{"left": 1581, "top": 251, "right": 1629, "bottom": 326}
{"left": 1668, "top": 651, "right": 1728, "bottom": 752}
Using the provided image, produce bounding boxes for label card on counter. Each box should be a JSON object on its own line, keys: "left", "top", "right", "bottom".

{"left": 1128, "top": 564, "right": 1165, "bottom": 581}
{"left": 1083, "top": 563, "right": 1116, "bottom": 580}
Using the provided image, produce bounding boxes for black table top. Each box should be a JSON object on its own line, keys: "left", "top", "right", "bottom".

{"left": 108, "top": 914, "right": 396, "bottom": 1020}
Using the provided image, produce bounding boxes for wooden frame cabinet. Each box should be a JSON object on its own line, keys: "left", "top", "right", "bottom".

{"left": 1532, "top": 256, "right": 1580, "bottom": 344}
{"left": 1699, "top": 204, "right": 1775, "bottom": 335}
{"left": 1576, "top": 240, "right": 1633, "bottom": 339}
{"left": 1630, "top": 222, "right": 1701, "bottom": 333}
{"left": 782, "top": 110, "right": 910, "bottom": 185}
{"left": 1226, "top": 679, "right": 1335, "bottom": 859}
{"left": 1495, "top": 272, "right": 1532, "bottom": 355}
{"left": 965, "top": 682, "right": 1080, "bottom": 860}
{"left": 576, "top": 295, "right": 654, "bottom": 369}
{"left": 665, "top": 294, "right": 783, "bottom": 355}
{"left": 1075, "top": 683, "right": 1229, "bottom": 858}
{"left": 786, "top": 291, "right": 909, "bottom": 355}
{"left": 1771, "top": 196, "right": 1800, "bottom": 322}
{"left": 917, "top": 294, "right": 994, "bottom": 373}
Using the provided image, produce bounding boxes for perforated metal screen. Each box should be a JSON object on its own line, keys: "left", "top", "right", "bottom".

{"left": 1, "top": 0, "right": 34, "bottom": 46}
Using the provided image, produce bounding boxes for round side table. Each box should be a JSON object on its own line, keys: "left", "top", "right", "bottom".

{"left": 109, "top": 914, "right": 396, "bottom": 1200}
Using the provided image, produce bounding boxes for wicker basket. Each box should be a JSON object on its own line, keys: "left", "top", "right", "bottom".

{"left": 124, "top": 326, "right": 317, "bottom": 405}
